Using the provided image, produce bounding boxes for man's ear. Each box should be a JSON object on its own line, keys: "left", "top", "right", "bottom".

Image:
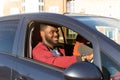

{"left": 40, "top": 31, "right": 44, "bottom": 38}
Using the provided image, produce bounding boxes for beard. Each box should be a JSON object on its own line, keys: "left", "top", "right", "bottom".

{"left": 45, "top": 35, "right": 59, "bottom": 47}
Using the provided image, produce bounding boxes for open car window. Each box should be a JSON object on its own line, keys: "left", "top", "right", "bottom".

{"left": 26, "top": 22, "right": 93, "bottom": 61}
{"left": 25, "top": 21, "right": 94, "bottom": 69}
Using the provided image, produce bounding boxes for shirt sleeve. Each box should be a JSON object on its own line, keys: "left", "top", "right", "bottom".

{"left": 32, "top": 43, "right": 77, "bottom": 69}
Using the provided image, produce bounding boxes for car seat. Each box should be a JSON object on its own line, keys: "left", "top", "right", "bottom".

{"left": 28, "top": 22, "right": 42, "bottom": 58}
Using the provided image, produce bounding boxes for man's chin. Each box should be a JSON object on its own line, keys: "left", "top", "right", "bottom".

{"left": 53, "top": 42, "right": 59, "bottom": 46}
{"left": 54, "top": 40, "right": 58, "bottom": 43}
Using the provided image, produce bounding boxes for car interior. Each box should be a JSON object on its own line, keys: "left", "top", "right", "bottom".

{"left": 25, "top": 21, "right": 93, "bottom": 60}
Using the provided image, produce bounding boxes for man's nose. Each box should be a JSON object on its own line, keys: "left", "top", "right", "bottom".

{"left": 54, "top": 32, "right": 59, "bottom": 37}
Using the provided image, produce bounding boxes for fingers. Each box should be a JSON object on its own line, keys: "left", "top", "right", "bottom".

{"left": 81, "top": 53, "right": 93, "bottom": 62}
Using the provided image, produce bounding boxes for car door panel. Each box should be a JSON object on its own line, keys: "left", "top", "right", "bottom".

{"left": 0, "top": 53, "right": 16, "bottom": 80}
{"left": 12, "top": 57, "right": 65, "bottom": 80}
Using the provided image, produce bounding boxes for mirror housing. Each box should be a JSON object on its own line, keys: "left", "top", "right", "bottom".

{"left": 64, "top": 62, "right": 103, "bottom": 80}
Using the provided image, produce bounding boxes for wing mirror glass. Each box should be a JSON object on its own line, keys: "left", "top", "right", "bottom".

{"left": 64, "top": 62, "right": 103, "bottom": 80}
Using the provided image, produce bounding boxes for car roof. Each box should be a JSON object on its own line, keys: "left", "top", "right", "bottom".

{"left": 0, "top": 12, "right": 118, "bottom": 22}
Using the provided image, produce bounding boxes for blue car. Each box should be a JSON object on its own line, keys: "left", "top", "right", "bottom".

{"left": 0, "top": 13, "right": 120, "bottom": 80}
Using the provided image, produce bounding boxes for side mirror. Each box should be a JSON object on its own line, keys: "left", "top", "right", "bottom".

{"left": 64, "top": 62, "right": 103, "bottom": 80}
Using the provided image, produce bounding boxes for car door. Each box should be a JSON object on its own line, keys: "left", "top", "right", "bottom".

{"left": 12, "top": 13, "right": 103, "bottom": 80}
{"left": 0, "top": 20, "right": 19, "bottom": 80}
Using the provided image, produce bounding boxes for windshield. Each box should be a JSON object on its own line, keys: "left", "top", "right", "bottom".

{"left": 73, "top": 16, "right": 120, "bottom": 45}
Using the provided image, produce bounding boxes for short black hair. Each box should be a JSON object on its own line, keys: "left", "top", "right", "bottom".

{"left": 40, "top": 24, "right": 60, "bottom": 31}
{"left": 40, "top": 24, "right": 48, "bottom": 31}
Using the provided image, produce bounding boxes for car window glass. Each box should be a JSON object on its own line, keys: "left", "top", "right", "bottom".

{"left": 0, "top": 20, "right": 18, "bottom": 53}
{"left": 96, "top": 26, "right": 120, "bottom": 45}
{"left": 101, "top": 51, "right": 120, "bottom": 79}
{"left": 74, "top": 17, "right": 120, "bottom": 45}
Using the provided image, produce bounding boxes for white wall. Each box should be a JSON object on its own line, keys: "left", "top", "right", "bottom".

{"left": 0, "top": 1, "right": 5, "bottom": 16}
{"left": 23, "top": 0, "right": 39, "bottom": 13}
{"left": 73, "top": 0, "right": 120, "bottom": 19}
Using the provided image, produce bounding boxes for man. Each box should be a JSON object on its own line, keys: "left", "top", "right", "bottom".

{"left": 32, "top": 24, "right": 79, "bottom": 69}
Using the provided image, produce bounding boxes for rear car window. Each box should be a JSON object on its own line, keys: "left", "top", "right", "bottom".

{"left": 0, "top": 20, "right": 19, "bottom": 53}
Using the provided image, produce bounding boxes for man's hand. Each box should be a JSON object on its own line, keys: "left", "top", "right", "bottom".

{"left": 81, "top": 53, "right": 93, "bottom": 62}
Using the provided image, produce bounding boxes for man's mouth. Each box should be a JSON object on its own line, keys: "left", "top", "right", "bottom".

{"left": 54, "top": 38, "right": 58, "bottom": 42}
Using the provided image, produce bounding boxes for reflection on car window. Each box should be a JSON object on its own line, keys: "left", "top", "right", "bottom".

{"left": 74, "top": 17, "right": 120, "bottom": 45}
{"left": 101, "top": 51, "right": 120, "bottom": 79}
{"left": 0, "top": 21, "right": 18, "bottom": 53}
{"left": 96, "top": 26, "right": 120, "bottom": 45}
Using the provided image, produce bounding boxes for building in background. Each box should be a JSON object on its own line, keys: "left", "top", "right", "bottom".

{"left": 3, "top": 0, "right": 22, "bottom": 15}
{"left": 1, "top": 0, "right": 120, "bottom": 19}
{"left": 0, "top": 1, "right": 5, "bottom": 16}
{"left": 44, "top": 0, "right": 66, "bottom": 13}
{"left": 67, "top": 0, "right": 120, "bottom": 19}
{"left": 2, "top": 0, "right": 67, "bottom": 15}
{"left": 22, "top": 0, "right": 44, "bottom": 13}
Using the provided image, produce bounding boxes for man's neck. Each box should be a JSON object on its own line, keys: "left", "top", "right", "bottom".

{"left": 42, "top": 42, "right": 54, "bottom": 49}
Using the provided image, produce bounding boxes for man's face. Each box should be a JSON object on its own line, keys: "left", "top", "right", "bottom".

{"left": 42, "top": 25, "right": 59, "bottom": 46}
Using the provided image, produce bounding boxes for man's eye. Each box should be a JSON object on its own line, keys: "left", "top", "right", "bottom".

{"left": 50, "top": 31, "right": 54, "bottom": 34}
{"left": 51, "top": 31, "right": 55, "bottom": 33}
{"left": 50, "top": 30, "right": 58, "bottom": 34}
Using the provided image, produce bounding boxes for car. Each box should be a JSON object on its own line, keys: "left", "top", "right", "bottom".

{"left": 0, "top": 12, "right": 120, "bottom": 80}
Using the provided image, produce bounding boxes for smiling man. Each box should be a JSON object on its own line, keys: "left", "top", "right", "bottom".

{"left": 32, "top": 24, "right": 78, "bottom": 68}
